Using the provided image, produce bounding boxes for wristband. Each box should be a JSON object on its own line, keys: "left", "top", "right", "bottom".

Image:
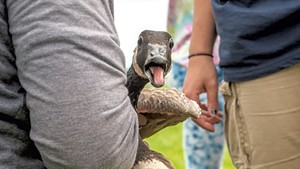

{"left": 188, "top": 53, "right": 213, "bottom": 59}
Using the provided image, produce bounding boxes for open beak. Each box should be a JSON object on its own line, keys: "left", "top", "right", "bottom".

{"left": 144, "top": 56, "right": 168, "bottom": 87}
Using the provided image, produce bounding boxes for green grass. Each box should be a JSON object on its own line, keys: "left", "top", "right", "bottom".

{"left": 145, "top": 123, "right": 236, "bottom": 169}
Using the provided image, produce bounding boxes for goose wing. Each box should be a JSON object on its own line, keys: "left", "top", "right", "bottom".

{"left": 136, "top": 88, "right": 201, "bottom": 139}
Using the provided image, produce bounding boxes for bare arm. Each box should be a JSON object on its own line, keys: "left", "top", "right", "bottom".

{"left": 189, "top": 0, "right": 216, "bottom": 55}
{"left": 183, "top": 0, "right": 221, "bottom": 132}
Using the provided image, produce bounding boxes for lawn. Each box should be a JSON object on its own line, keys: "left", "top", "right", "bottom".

{"left": 145, "top": 123, "right": 236, "bottom": 169}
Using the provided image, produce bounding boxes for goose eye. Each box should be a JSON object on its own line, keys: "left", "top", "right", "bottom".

{"left": 138, "top": 36, "right": 143, "bottom": 46}
{"left": 168, "top": 38, "right": 174, "bottom": 49}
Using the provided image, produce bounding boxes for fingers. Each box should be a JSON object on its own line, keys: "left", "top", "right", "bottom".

{"left": 201, "top": 111, "right": 222, "bottom": 124}
{"left": 193, "top": 110, "right": 222, "bottom": 132}
{"left": 205, "top": 69, "right": 219, "bottom": 114}
{"left": 192, "top": 117, "right": 215, "bottom": 132}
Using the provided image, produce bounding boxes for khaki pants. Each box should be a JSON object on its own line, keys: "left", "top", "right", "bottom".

{"left": 220, "top": 63, "right": 300, "bottom": 169}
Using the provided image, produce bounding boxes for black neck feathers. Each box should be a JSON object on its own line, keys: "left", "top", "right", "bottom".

{"left": 126, "top": 66, "right": 149, "bottom": 107}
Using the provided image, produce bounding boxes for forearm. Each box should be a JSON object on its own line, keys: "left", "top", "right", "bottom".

{"left": 189, "top": 0, "right": 217, "bottom": 55}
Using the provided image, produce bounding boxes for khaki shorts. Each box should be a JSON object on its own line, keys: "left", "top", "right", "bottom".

{"left": 220, "top": 63, "right": 300, "bottom": 169}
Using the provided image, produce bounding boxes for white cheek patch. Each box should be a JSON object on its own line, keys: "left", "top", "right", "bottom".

{"left": 132, "top": 47, "right": 148, "bottom": 79}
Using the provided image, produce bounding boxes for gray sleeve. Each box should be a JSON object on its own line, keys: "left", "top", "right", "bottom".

{"left": 6, "top": 0, "right": 138, "bottom": 168}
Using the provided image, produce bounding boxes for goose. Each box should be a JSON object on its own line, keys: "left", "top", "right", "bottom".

{"left": 126, "top": 30, "right": 201, "bottom": 169}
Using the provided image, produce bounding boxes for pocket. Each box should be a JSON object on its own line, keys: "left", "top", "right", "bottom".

{"left": 221, "top": 82, "right": 251, "bottom": 168}
{"left": 219, "top": 81, "right": 231, "bottom": 97}
{"left": 219, "top": 82, "right": 235, "bottom": 157}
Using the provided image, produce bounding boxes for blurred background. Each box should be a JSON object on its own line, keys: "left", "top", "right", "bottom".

{"left": 114, "top": 0, "right": 169, "bottom": 68}
{"left": 114, "top": 0, "right": 235, "bottom": 169}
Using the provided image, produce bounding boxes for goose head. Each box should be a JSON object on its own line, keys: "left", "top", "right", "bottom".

{"left": 132, "top": 30, "right": 173, "bottom": 87}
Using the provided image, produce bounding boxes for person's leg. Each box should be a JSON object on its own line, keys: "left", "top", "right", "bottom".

{"left": 221, "top": 63, "right": 300, "bottom": 169}
{"left": 0, "top": 1, "right": 44, "bottom": 168}
{"left": 183, "top": 74, "right": 224, "bottom": 169}
{"left": 7, "top": 0, "right": 138, "bottom": 168}
{"left": 183, "top": 116, "right": 224, "bottom": 169}
{"left": 172, "top": 63, "right": 224, "bottom": 169}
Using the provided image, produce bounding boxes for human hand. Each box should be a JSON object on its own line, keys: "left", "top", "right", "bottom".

{"left": 183, "top": 56, "right": 222, "bottom": 132}
{"left": 192, "top": 103, "right": 222, "bottom": 132}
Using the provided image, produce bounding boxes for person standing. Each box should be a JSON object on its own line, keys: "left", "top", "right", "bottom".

{"left": 183, "top": 0, "right": 300, "bottom": 168}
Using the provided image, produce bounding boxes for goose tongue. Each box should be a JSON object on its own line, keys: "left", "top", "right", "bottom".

{"left": 150, "top": 66, "right": 164, "bottom": 86}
